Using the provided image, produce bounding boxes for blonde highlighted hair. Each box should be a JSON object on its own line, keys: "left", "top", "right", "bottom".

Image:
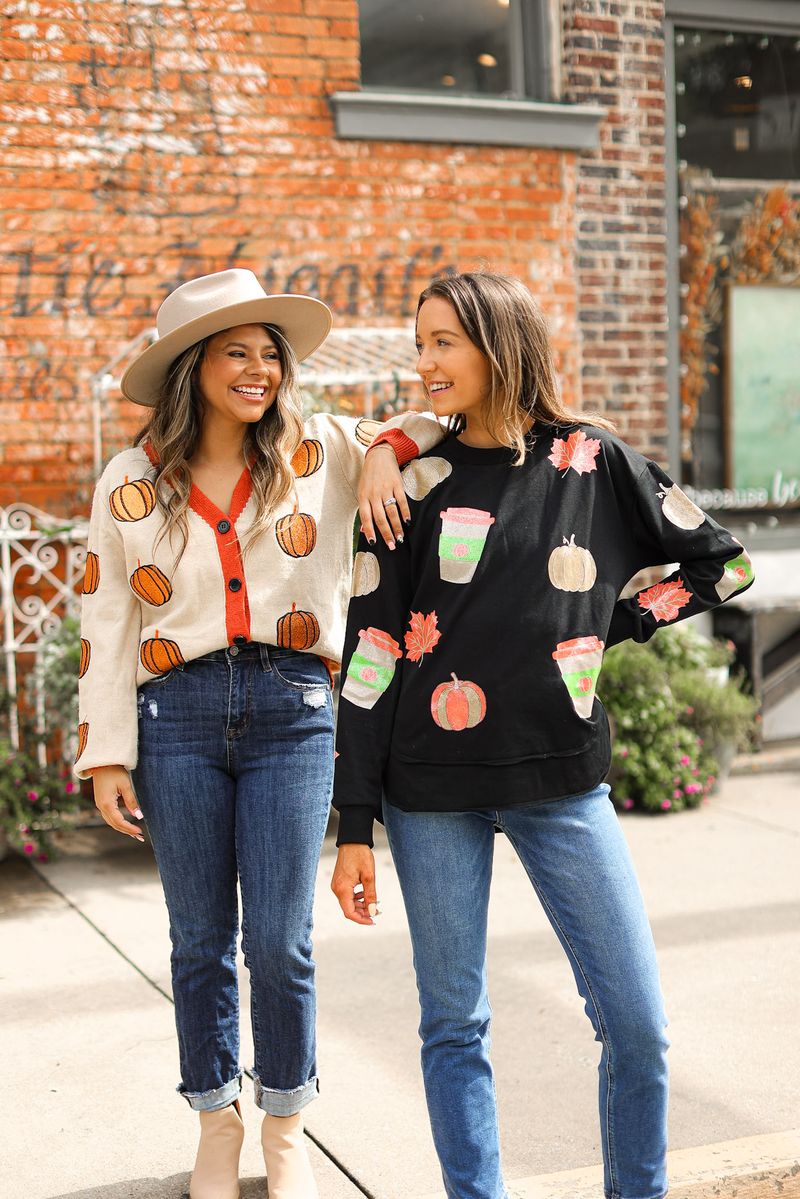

{"left": 133, "top": 323, "right": 303, "bottom": 559}
{"left": 416, "top": 272, "right": 615, "bottom": 461}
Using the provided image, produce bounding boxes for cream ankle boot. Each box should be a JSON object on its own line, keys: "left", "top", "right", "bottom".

{"left": 189, "top": 1100, "right": 245, "bottom": 1199}
{"left": 261, "top": 1112, "right": 318, "bottom": 1198}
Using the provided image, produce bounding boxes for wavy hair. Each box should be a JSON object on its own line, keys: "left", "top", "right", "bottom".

{"left": 133, "top": 323, "right": 304, "bottom": 560}
{"left": 416, "top": 272, "right": 615, "bottom": 462}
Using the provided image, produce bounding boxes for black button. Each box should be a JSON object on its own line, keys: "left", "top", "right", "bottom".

{"left": 233, "top": 634, "right": 247, "bottom": 646}
{"left": 217, "top": 520, "right": 231, "bottom": 534}
{"left": 228, "top": 578, "right": 242, "bottom": 592}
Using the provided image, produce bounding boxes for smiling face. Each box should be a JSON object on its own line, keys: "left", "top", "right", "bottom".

{"left": 415, "top": 296, "right": 493, "bottom": 428}
{"left": 197, "top": 323, "right": 283, "bottom": 428}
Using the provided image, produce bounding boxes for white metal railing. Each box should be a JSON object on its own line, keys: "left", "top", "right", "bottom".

{"left": 0, "top": 504, "right": 88, "bottom": 758}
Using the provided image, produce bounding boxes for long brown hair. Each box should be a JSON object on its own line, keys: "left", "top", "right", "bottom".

{"left": 416, "top": 272, "right": 615, "bottom": 462}
{"left": 133, "top": 323, "right": 304, "bottom": 559}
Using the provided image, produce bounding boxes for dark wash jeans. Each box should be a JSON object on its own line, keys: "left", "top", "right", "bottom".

{"left": 132, "top": 642, "right": 334, "bottom": 1114}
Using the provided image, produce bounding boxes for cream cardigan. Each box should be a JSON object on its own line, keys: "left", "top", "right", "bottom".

{"left": 76, "top": 412, "right": 443, "bottom": 778}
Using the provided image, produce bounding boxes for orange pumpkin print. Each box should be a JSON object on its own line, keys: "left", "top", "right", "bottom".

{"left": 140, "top": 629, "right": 186, "bottom": 675}
{"left": 431, "top": 673, "right": 487, "bottom": 732}
{"left": 355, "top": 418, "right": 383, "bottom": 448}
{"left": 275, "top": 510, "right": 317, "bottom": 558}
{"left": 76, "top": 721, "right": 89, "bottom": 762}
{"left": 79, "top": 638, "right": 91, "bottom": 679}
{"left": 82, "top": 551, "right": 100, "bottom": 595}
{"left": 291, "top": 439, "right": 324, "bottom": 478}
{"left": 276, "top": 603, "right": 320, "bottom": 650}
{"left": 130, "top": 561, "right": 173, "bottom": 606}
{"left": 109, "top": 476, "right": 157, "bottom": 523}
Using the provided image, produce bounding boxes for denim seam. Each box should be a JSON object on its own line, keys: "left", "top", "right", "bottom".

{"left": 502, "top": 826, "right": 618, "bottom": 1199}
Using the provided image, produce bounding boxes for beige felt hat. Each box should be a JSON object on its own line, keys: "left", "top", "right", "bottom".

{"left": 121, "top": 269, "right": 333, "bottom": 406}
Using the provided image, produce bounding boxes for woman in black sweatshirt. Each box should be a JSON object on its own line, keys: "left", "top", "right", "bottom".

{"left": 331, "top": 272, "right": 754, "bottom": 1199}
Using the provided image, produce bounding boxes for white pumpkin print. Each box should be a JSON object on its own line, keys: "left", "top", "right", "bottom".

{"left": 352, "top": 551, "right": 381, "bottom": 597}
{"left": 548, "top": 534, "right": 597, "bottom": 593}
{"left": 660, "top": 485, "right": 704, "bottom": 530}
{"left": 401, "top": 457, "right": 453, "bottom": 501}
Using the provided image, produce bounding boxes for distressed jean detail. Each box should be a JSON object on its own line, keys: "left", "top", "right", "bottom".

{"left": 384, "top": 784, "right": 669, "bottom": 1199}
{"left": 132, "top": 643, "right": 334, "bottom": 1115}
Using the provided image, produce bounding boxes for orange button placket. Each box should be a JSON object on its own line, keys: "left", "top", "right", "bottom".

{"left": 188, "top": 473, "right": 253, "bottom": 646}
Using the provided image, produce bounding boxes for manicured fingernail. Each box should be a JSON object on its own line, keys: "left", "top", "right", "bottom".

{"left": 397, "top": 535, "right": 404, "bottom": 543}
{"left": 136, "top": 836, "right": 145, "bottom": 843}
{"left": 368, "top": 903, "right": 380, "bottom": 918}
{"left": 134, "top": 808, "right": 144, "bottom": 819}
{"left": 368, "top": 538, "right": 376, "bottom": 545}
{"left": 388, "top": 543, "right": 395, "bottom": 551}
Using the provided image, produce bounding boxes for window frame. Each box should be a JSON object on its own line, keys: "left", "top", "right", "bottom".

{"left": 331, "top": 0, "right": 604, "bottom": 152}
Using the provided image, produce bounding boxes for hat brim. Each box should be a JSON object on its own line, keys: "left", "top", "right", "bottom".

{"left": 120, "top": 294, "right": 333, "bottom": 407}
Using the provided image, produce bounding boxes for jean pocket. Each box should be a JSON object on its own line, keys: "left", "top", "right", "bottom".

{"left": 270, "top": 652, "right": 331, "bottom": 694}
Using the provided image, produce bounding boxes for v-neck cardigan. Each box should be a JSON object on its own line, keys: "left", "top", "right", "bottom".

{"left": 75, "top": 411, "right": 443, "bottom": 779}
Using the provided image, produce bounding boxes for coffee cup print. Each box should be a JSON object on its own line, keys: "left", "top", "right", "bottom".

{"left": 342, "top": 627, "right": 403, "bottom": 710}
{"left": 552, "top": 636, "right": 605, "bottom": 719}
{"left": 715, "top": 551, "right": 754, "bottom": 601}
{"left": 438, "top": 508, "right": 495, "bottom": 584}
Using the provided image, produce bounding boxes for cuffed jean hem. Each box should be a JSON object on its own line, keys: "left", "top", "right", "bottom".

{"left": 253, "top": 1073, "right": 319, "bottom": 1116}
{"left": 178, "top": 1070, "right": 243, "bottom": 1112}
{"left": 606, "top": 1191, "right": 668, "bottom": 1199}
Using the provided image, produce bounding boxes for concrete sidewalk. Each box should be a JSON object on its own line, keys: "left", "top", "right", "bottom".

{"left": 2, "top": 773, "right": 799, "bottom": 1199}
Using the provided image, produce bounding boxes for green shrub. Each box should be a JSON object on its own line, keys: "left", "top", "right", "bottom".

{"left": 599, "top": 625, "right": 757, "bottom": 814}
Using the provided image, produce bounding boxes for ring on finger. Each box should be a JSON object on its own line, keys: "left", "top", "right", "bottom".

{"left": 383, "top": 497, "right": 398, "bottom": 507}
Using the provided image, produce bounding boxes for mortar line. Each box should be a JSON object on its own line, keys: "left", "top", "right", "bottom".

{"left": 29, "top": 861, "right": 377, "bottom": 1199}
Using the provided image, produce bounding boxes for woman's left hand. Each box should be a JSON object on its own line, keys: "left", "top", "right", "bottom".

{"left": 358, "top": 445, "right": 411, "bottom": 550}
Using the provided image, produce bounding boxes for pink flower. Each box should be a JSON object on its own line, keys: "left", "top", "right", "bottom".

{"left": 692, "top": 767, "right": 700, "bottom": 776}
{"left": 37, "top": 852, "right": 48, "bottom": 863}
{"left": 707, "top": 775, "right": 716, "bottom": 784}
{"left": 679, "top": 755, "right": 690, "bottom": 766}
{"left": 622, "top": 798, "right": 634, "bottom": 810}
{"left": 27, "top": 790, "right": 38, "bottom": 802}
{"left": 23, "top": 843, "right": 34, "bottom": 855}
{"left": 685, "top": 783, "right": 701, "bottom": 795}
{"left": 673, "top": 789, "right": 682, "bottom": 799}
{"left": 64, "top": 781, "right": 75, "bottom": 794}
{"left": 620, "top": 747, "right": 629, "bottom": 758}
{"left": 661, "top": 799, "right": 672, "bottom": 810}
{"left": 685, "top": 705, "right": 695, "bottom": 715}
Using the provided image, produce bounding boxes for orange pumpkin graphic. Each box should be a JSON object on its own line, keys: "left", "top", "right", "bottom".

{"left": 109, "top": 477, "right": 157, "bottom": 523}
{"left": 355, "top": 418, "right": 383, "bottom": 448}
{"left": 130, "top": 561, "right": 173, "bottom": 606}
{"left": 76, "top": 721, "right": 89, "bottom": 762}
{"left": 291, "top": 439, "right": 324, "bottom": 478}
{"left": 276, "top": 511, "right": 317, "bottom": 558}
{"left": 140, "top": 630, "right": 185, "bottom": 675}
{"left": 276, "top": 603, "right": 320, "bottom": 650}
{"left": 79, "top": 638, "right": 91, "bottom": 679}
{"left": 431, "top": 673, "right": 487, "bottom": 732}
{"left": 82, "top": 551, "right": 100, "bottom": 595}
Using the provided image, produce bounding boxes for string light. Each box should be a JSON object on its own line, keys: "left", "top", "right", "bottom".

{"left": 735, "top": 75, "right": 753, "bottom": 89}
{"left": 477, "top": 53, "right": 498, "bottom": 67}
{"left": 441, "top": 75, "right": 456, "bottom": 86}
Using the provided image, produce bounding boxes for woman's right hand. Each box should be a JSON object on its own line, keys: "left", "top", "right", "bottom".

{"left": 331, "top": 844, "right": 379, "bottom": 926}
{"left": 91, "top": 766, "right": 146, "bottom": 842}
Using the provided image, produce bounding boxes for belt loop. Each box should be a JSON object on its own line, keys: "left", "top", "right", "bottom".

{"left": 259, "top": 642, "right": 272, "bottom": 672}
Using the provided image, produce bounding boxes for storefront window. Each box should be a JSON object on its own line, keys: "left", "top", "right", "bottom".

{"left": 357, "top": 0, "right": 514, "bottom": 96}
{"left": 675, "top": 28, "right": 800, "bottom": 510}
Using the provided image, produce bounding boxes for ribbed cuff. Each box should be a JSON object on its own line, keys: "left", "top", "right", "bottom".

{"left": 335, "top": 804, "right": 377, "bottom": 847}
{"left": 368, "top": 427, "right": 420, "bottom": 468}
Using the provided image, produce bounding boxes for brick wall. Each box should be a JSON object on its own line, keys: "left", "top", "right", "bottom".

{"left": 563, "top": 0, "right": 669, "bottom": 457}
{"left": 0, "top": 0, "right": 668, "bottom": 517}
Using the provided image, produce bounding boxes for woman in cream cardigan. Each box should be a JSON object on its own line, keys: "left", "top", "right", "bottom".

{"left": 77, "top": 269, "right": 442, "bottom": 1199}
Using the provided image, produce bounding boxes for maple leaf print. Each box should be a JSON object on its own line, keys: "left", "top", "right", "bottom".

{"left": 637, "top": 578, "right": 692, "bottom": 623}
{"left": 548, "top": 430, "right": 602, "bottom": 477}
{"left": 405, "top": 611, "right": 442, "bottom": 664}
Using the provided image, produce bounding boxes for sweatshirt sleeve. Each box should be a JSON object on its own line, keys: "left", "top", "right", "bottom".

{"left": 324, "top": 411, "right": 445, "bottom": 498}
{"left": 75, "top": 468, "right": 142, "bottom": 779}
{"left": 332, "top": 529, "right": 413, "bottom": 847}
{"left": 606, "top": 459, "right": 755, "bottom": 649}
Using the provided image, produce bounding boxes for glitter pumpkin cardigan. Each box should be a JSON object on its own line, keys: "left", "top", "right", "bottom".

{"left": 75, "top": 412, "right": 444, "bottom": 779}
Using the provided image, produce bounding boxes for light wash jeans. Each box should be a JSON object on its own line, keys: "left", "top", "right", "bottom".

{"left": 132, "top": 643, "right": 334, "bottom": 1114}
{"left": 383, "top": 783, "right": 669, "bottom": 1199}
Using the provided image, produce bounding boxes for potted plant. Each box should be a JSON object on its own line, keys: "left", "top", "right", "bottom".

{"left": 599, "top": 625, "right": 757, "bottom": 813}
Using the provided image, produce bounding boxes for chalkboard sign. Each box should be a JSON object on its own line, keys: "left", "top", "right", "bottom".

{"left": 725, "top": 284, "right": 800, "bottom": 508}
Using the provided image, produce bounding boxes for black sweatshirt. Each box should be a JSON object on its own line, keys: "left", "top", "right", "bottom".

{"left": 333, "top": 424, "right": 754, "bottom": 846}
